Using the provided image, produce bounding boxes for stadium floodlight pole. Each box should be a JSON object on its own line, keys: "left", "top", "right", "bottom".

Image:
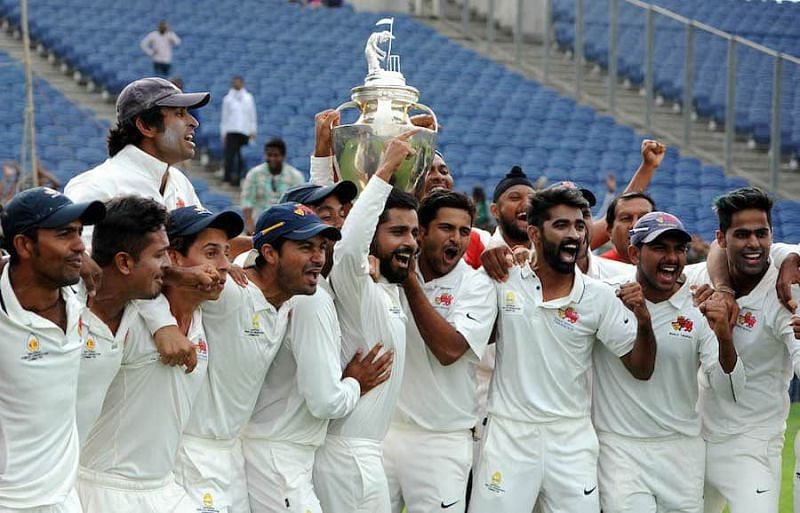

{"left": 770, "top": 54, "right": 782, "bottom": 192}
{"left": 486, "top": 0, "right": 495, "bottom": 53}
{"left": 575, "top": 0, "right": 584, "bottom": 101}
{"left": 608, "top": 0, "right": 619, "bottom": 113}
{"left": 514, "top": 0, "right": 522, "bottom": 64}
{"left": 20, "top": 0, "right": 38, "bottom": 188}
{"left": 544, "top": 0, "right": 552, "bottom": 83}
{"left": 461, "top": 0, "right": 470, "bottom": 37}
{"left": 724, "top": 36, "right": 736, "bottom": 175}
{"left": 683, "top": 22, "right": 694, "bottom": 146}
{"left": 644, "top": 5, "right": 654, "bottom": 130}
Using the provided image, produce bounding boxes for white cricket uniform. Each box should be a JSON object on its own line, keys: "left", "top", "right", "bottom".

{"left": 0, "top": 266, "right": 83, "bottom": 512}
{"left": 313, "top": 177, "right": 407, "bottom": 513}
{"left": 469, "top": 266, "right": 637, "bottom": 513}
{"left": 683, "top": 263, "right": 800, "bottom": 513}
{"left": 383, "top": 260, "right": 496, "bottom": 513}
{"left": 592, "top": 274, "right": 745, "bottom": 513}
{"left": 242, "top": 278, "right": 360, "bottom": 513}
{"left": 174, "top": 278, "right": 292, "bottom": 513}
{"left": 78, "top": 307, "right": 208, "bottom": 513}
{"left": 75, "top": 305, "right": 136, "bottom": 445}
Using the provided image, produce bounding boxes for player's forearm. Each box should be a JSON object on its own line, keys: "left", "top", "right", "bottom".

{"left": 705, "top": 241, "right": 732, "bottom": 290}
{"left": 333, "top": 176, "right": 391, "bottom": 265}
{"left": 623, "top": 314, "right": 656, "bottom": 380}
{"left": 623, "top": 161, "right": 658, "bottom": 195}
{"left": 404, "top": 277, "right": 468, "bottom": 365}
{"left": 715, "top": 332, "right": 738, "bottom": 373}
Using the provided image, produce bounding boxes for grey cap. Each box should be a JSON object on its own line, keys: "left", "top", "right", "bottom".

{"left": 116, "top": 77, "right": 210, "bottom": 123}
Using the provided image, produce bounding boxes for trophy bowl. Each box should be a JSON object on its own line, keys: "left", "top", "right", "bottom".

{"left": 331, "top": 20, "right": 438, "bottom": 194}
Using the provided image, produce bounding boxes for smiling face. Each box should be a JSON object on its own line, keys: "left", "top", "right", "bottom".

{"left": 718, "top": 208, "right": 771, "bottom": 278}
{"left": 127, "top": 228, "right": 171, "bottom": 300}
{"left": 420, "top": 154, "right": 454, "bottom": 198}
{"left": 492, "top": 185, "right": 535, "bottom": 246}
{"left": 169, "top": 227, "right": 230, "bottom": 301}
{"left": 631, "top": 233, "right": 688, "bottom": 295}
{"left": 17, "top": 221, "right": 86, "bottom": 287}
{"left": 151, "top": 107, "right": 198, "bottom": 165}
{"left": 273, "top": 235, "right": 329, "bottom": 296}
{"left": 419, "top": 206, "right": 472, "bottom": 279}
{"left": 372, "top": 207, "right": 419, "bottom": 283}
{"left": 529, "top": 204, "right": 586, "bottom": 275}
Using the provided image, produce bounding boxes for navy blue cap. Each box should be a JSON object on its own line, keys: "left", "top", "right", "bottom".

{"left": 280, "top": 181, "right": 357, "bottom": 206}
{"left": 629, "top": 211, "right": 691, "bottom": 246}
{"left": 253, "top": 202, "right": 341, "bottom": 250}
{"left": 546, "top": 181, "right": 597, "bottom": 207}
{"left": 167, "top": 206, "right": 244, "bottom": 241}
{"left": 2, "top": 187, "right": 105, "bottom": 243}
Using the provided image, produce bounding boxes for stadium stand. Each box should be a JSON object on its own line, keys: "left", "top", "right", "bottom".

{"left": 0, "top": 0, "right": 799, "bottom": 241}
{"left": 552, "top": 0, "right": 800, "bottom": 156}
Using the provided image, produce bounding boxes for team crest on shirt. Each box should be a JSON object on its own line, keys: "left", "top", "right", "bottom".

{"left": 502, "top": 291, "right": 522, "bottom": 315}
{"left": 21, "top": 334, "right": 47, "bottom": 361}
{"left": 434, "top": 292, "right": 454, "bottom": 308}
{"left": 195, "top": 340, "right": 209, "bottom": 361}
{"left": 244, "top": 314, "right": 265, "bottom": 337}
{"left": 485, "top": 471, "right": 506, "bottom": 495}
{"left": 671, "top": 316, "right": 694, "bottom": 333}
{"left": 737, "top": 311, "right": 757, "bottom": 330}
{"left": 553, "top": 306, "right": 580, "bottom": 330}
{"left": 196, "top": 492, "right": 220, "bottom": 513}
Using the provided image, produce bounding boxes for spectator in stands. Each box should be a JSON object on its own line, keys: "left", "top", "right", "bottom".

{"left": 601, "top": 191, "right": 656, "bottom": 264}
{"left": 240, "top": 138, "right": 305, "bottom": 233}
{"left": 688, "top": 233, "right": 710, "bottom": 264}
{"left": 472, "top": 185, "right": 493, "bottom": 231}
{"left": 220, "top": 76, "right": 257, "bottom": 187}
{"left": 140, "top": 20, "right": 181, "bottom": 77}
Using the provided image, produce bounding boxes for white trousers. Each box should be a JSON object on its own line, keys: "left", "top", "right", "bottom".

{"left": 382, "top": 423, "right": 472, "bottom": 513}
{"left": 597, "top": 432, "right": 705, "bottom": 513}
{"left": 794, "top": 432, "right": 800, "bottom": 513}
{"left": 703, "top": 432, "right": 783, "bottom": 513}
{"left": 313, "top": 435, "right": 390, "bottom": 513}
{"left": 175, "top": 435, "right": 248, "bottom": 513}
{"left": 77, "top": 467, "right": 197, "bottom": 513}
{"left": 469, "top": 415, "right": 600, "bottom": 513}
{"left": 0, "top": 489, "right": 82, "bottom": 513}
{"left": 242, "top": 438, "right": 320, "bottom": 513}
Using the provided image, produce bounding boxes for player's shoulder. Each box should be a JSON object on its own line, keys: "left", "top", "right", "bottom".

{"left": 580, "top": 272, "right": 624, "bottom": 306}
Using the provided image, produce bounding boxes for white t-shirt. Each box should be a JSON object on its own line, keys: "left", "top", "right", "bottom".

{"left": 587, "top": 251, "right": 633, "bottom": 282}
{"left": 327, "top": 176, "right": 408, "bottom": 442}
{"left": 684, "top": 263, "right": 800, "bottom": 440}
{"left": 0, "top": 266, "right": 82, "bottom": 508}
{"left": 244, "top": 279, "right": 360, "bottom": 446}
{"left": 76, "top": 304, "right": 137, "bottom": 444}
{"left": 396, "top": 260, "right": 497, "bottom": 432}
{"left": 592, "top": 274, "right": 745, "bottom": 438}
{"left": 490, "top": 265, "right": 637, "bottom": 423}
{"left": 184, "top": 278, "right": 292, "bottom": 440}
{"left": 80, "top": 306, "right": 208, "bottom": 479}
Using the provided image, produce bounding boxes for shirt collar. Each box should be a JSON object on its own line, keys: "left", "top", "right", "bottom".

{"left": 520, "top": 263, "right": 587, "bottom": 308}
{"left": 118, "top": 144, "right": 171, "bottom": 185}
{"left": 415, "top": 258, "right": 467, "bottom": 288}
{"left": 736, "top": 263, "right": 777, "bottom": 310}
{"left": 0, "top": 264, "right": 80, "bottom": 330}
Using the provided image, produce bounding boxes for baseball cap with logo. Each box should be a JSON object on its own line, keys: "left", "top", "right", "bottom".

{"left": 252, "top": 202, "right": 341, "bottom": 251}
{"left": 1, "top": 187, "right": 105, "bottom": 245}
{"left": 116, "top": 77, "right": 210, "bottom": 123}
{"left": 167, "top": 206, "right": 244, "bottom": 241}
{"left": 629, "top": 211, "right": 691, "bottom": 246}
{"left": 546, "top": 181, "right": 597, "bottom": 208}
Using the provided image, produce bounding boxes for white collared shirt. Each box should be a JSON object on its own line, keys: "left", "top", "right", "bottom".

{"left": 592, "top": 274, "right": 745, "bottom": 438}
{"left": 396, "top": 260, "right": 496, "bottom": 432}
{"left": 327, "top": 176, "right": 408, "bottom": 441}
{"left": 65, "top": 144, "right": 201, "bottom": 248}
{"left": 0, "top": 265, "right": 82, "bottom": 508}
{"left": 80, "top": 306, "right": 208, "bottom": 479}
{"left": 76, "top": 304, "right": 137, "bottom": 445}
{"left": 684, "top": 263, "right": 800, "bottom": 440}
{"left": 490, "top": 266, "right": 637, "bottom": 423}
{"left": 139, "top": 30, "right": 180, "bottom": 64}
{"left": 244, "top": 279, "right": 360, "bottom": 446}
{"left": 220, "top": 88, "right": 257, "bottom": 137}
{"left": 185, "top": 279, "right": 292, "bottom": 440}
{"left": 587, "top": 251, "right": 633, "bottom": 281}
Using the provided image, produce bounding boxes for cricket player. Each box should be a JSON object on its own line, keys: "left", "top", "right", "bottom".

{"left": 592, "top": 211, "right": 744, "bottom": 513}
{"left": 680, "top": 187, "right": 800, "bottom": 513}
{"left": 469, "top": 186, "right": 656, "bottom": 513}
{"left": 313, "top": 133, "right": 419, "bottom": 513}
{"left": 77, "top": 196, "right": 171, "bottom": 443}
{"left": 0, "top": 187, "right": 104, "bottom": 512}
{"left": 78, "top": 206, "right": 241, "bottom": 512}
{"left": 382, "top": 190, "right": 497, "bottom": 513}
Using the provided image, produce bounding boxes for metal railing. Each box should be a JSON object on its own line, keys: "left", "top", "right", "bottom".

{"left": 420, "top": 0, "right": 800, "bottom": 194}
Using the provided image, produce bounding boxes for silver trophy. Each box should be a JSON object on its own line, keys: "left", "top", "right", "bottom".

{"left": 332, "top": 18, "right": 439, "bottom": 193}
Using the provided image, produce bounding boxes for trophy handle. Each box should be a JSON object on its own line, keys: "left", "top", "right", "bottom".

{"left": 334, "top": 100, "right": 362, "bottom": 126}
{"left": 409, "top": 103, "right": 439, "bottom": 132}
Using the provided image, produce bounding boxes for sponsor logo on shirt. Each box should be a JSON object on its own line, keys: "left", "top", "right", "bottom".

{"left": 670, "top": 316, "right": 694, "bottom": 333}
{"left": 82, "top": 337, "right": 102, "bottom": 359}
{"left": 737, "top": 311, "right": 757, "bottom": 330}
{"left": 196, "top": 492, "right": 220, "bottom": 513}
{"left": 485, "top": 471, "right": 506, "bottom": 495}
{"left": 434, "top": 293, "right": 454, "bottom": 307}
{"left": 245, "top": 314, "right": 265, "bottom": 336}
{"left": 502, "top": 291, "right": 522, "bottom": 315}
{"left": 389, "top": 299, "right": 403, "bottom": 317}
{"left": 21, "top": 334, "right": 48, "bottom": 361}
{"left": 195, "top": 340, "right": 209, "bottom": 361}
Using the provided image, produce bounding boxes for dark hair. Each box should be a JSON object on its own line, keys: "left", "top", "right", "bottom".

{"left": 264, "top": 138, "right": 287, "bottom": 156}
{"left": 254, "top": 236, "right": 287, "bottom": 268}
{"left": 527, "top": 187, "right": 590, "bottom": 230}
{"left": 107, "top": 107, "right": 165, "bottom": 157}
{"left": 5, "top": 226, "right": 37, "bottom": 265}
{"left": 91, "top": 196, "right": 168, "bottom": 267}
{"left": 472, "top": 186, "right": 486, "bottom": 203}
{"left": 605, "top": 191, "right": 656, "bottom": 228}
{"left": 378, "top": 188, "right": 418, "bottom": 225}
{"left": 418, "top": 190, "right": 475, "bottom": 229}
{"left": 714, "top": 186, "right": 773, "bottom": 233}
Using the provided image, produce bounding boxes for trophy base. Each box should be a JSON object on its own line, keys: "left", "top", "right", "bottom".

{"left": 332, "top": 123, "right": 437, "bottom": 194}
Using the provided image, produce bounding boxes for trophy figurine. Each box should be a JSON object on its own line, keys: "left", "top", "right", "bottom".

{"left": 332, "top": 18, "right": 439, "bottom": 193}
